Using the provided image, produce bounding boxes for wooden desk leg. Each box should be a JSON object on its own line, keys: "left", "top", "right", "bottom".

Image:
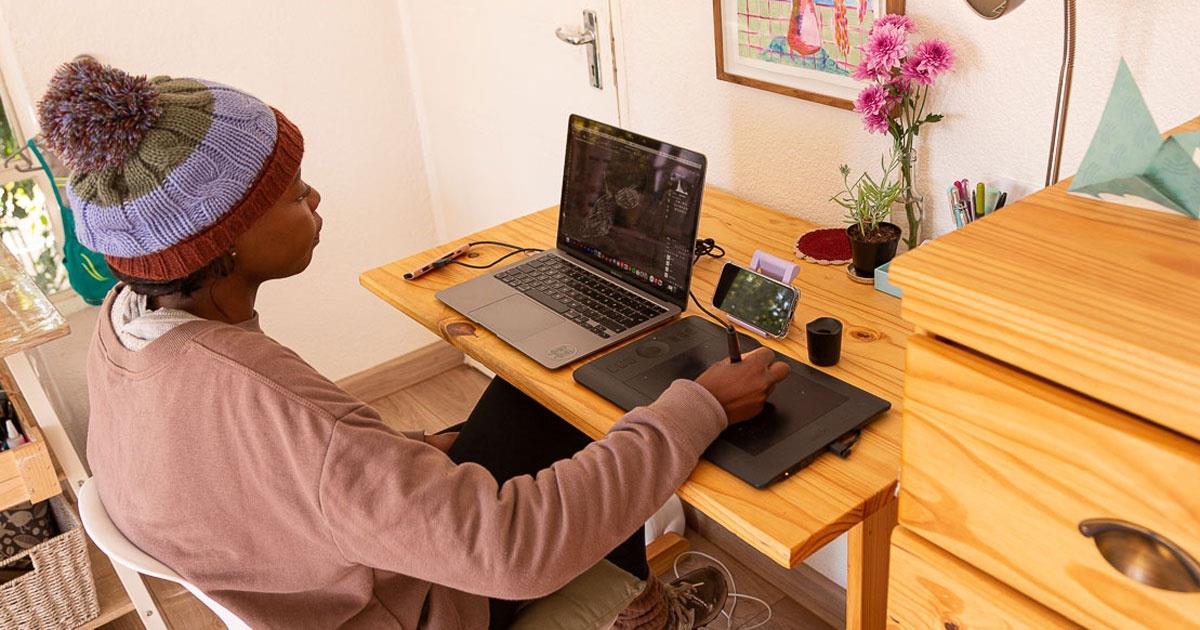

{"left": 646, "top": 532, "right": 690, "bottom": 577}
{"left": 846, "top": 497, "right": 898, "bottom": 630}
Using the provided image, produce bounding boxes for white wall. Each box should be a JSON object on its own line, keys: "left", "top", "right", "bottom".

{"left": 617, "top": 2, "right": 1200, "bottom": 236}
{"left": 0, "top": 0, "right": 440, "bottom": 381}
{"left": 612, "top": 0, "right": 1200, "bottom": 590}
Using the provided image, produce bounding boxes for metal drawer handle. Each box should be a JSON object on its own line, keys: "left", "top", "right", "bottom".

{"left": 1079, "top": 519, "right": 1200, "bottom": 592}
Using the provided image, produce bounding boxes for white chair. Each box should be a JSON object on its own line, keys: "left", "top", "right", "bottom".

{"left": 79, "top": 477, "right": 639, "bottom": 629}
{"left": 77, "top": 478, "right": 251, "bottom": 630}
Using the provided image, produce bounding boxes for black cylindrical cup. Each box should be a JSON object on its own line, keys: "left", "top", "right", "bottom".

{"left": 807, "top": 317, "right": 843, "bottom": 367}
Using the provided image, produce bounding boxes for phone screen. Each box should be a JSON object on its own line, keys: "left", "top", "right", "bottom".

{"left": 712, "top": 264, "right": 798, "bottom": 337}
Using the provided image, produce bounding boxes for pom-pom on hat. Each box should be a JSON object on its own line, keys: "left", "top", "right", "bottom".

{"left": 37, "top": 57, "right": 304, "bottom": 281}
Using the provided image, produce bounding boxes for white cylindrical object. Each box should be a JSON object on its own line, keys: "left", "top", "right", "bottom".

{"left": 644, "top": 495, "right": 686, "bottom": 545}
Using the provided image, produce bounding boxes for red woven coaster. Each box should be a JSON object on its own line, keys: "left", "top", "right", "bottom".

{"left": 795, "top": 228, "right": 852, "bottom": 265}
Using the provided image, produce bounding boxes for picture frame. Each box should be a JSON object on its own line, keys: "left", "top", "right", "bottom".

{"left": 712, "top": 0, "right": 907, "bottom": 110}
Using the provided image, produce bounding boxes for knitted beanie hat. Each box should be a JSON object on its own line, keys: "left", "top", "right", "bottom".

{"left": 36, "top": 57, "right": 304, "bottom": 281}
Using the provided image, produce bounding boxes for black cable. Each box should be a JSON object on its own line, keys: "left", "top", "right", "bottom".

{"left": 445, "top": 248, "right": 542, "bottom": 270}
{"left": 465, "top": 240, "right": 534, "bottom": 251}
{"left": 689, "top": 237, "right": 734, "bottom": 330}
{"left": 438, "top": 241, "right": 543, "bottom": 270}
{"left": 693, "top": 237, "right": 725, "bottom": 261}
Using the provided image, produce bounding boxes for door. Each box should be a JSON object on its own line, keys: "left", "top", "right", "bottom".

{"left": 400, "top": 0, "right": 622, "bottom": 237}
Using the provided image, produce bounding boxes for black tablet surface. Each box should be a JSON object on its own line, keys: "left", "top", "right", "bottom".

{"left": 573, "top": 316, "right": 890, "bottom": 488}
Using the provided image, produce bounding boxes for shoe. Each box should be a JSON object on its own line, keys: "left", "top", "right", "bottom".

{"left": 664, "top": 566, "right": 728, "bottom": 629}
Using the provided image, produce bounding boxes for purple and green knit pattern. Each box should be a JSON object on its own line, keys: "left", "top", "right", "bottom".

{"left": 66, "top": 79, "right": 277, "bottom": 258}
{"left": 38, "top": 58, "right": 304, "bottom": 281}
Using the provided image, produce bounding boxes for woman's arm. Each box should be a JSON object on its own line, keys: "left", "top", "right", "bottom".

{"left": 316, "top": 379, "right": 725, "bottom": 600}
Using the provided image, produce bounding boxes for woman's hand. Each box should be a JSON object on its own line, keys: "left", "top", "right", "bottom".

{"left": 695, "top": 347, "right": 790, "bottom": 424}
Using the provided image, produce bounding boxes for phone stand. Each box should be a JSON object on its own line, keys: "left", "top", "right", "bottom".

{"left": 750, "top": 250, "right": 800, "bottom": 285}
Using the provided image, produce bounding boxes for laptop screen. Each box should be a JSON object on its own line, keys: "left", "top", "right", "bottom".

{"left": 557, "top": 115, "right": 707, "bottom": 307}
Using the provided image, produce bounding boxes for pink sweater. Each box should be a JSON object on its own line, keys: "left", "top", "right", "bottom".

{"left": 86, "top": 292, "right": 727, "bottom": 628}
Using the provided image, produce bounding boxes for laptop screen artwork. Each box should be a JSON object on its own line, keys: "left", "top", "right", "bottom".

{"left": 557, "top": 115, "right": 707, "bottom": 306}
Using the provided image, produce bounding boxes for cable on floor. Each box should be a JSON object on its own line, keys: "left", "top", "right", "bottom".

{"left": 672, "top": 550, "right": 773, "bottom": 630}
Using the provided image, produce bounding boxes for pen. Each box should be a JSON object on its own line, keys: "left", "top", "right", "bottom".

{"left": 726, "top": 326, "right": 742, "bottom": 363}
{"left": 948, "top": 186, "right": 963, "bottom": 229}
{"left": 954, "top": 180, "right": 971, "bottom": 222}
{"left": 964, "top": 180, "right": 975, "bottom": 221}
{"left": 995, "top": 191, "right": 1008, "bottom": 210}
{"left": 976, "top": 182, "right": 986, "bottom": 218}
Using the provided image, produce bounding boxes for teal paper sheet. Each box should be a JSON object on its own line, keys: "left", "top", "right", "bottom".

{"left": 1069, "top": 60, "right": 1200, "bottom": 219}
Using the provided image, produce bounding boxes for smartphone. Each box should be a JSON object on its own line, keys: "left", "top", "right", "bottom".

{"left": 712, "top": 262, "right": 799, "bottom": 338}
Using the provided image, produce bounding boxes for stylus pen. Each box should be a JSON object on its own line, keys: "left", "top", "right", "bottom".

{"left": 726, "top": 326, "right": 742, "bottom": 363}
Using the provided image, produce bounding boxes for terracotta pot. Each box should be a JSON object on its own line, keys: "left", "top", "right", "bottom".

{"left": 846, "top": 222, "right": 901, "bottom": 278}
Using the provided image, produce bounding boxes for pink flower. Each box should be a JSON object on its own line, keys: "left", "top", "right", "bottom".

{"left": 902, "top": 38, "right": 956, "bottom": 85}
{"left": 886, "top": 75, "right": 912, "bottom": 100}
{"left": 856, "top": 84, "right": 892, "bottom": 135}
{"left": 861, "top": 24, "right": 908, "bottom": 75}
{"left": 852, "top": 60, "right": 884, "bottom": 81}
{"left": 854, "top": 83, "right": 890, "bottom": 118}
{"left": 873, "top": 14, "right": 916, "bottom": 34}
{"left": 863, "top": 111, "right": 890, "bottom": 135}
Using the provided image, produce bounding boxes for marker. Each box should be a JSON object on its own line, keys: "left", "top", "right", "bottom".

{"left": 976, "top": 182, "right": 986, "bottom": 218}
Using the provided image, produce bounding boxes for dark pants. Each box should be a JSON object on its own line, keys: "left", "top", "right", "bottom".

{"left": 446, "top": 377, "right": 650, "bottom": 629}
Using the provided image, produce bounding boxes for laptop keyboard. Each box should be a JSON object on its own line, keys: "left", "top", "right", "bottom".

{"left": 495, "top": 255, "right": 668, "bottom": 338}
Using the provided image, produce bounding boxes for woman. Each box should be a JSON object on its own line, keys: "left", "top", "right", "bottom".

{"left": 40, "top": 58, "right": 788, "bottom": 629}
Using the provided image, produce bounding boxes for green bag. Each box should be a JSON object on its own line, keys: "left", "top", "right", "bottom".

{"left": 27, "top": 139, "right": 115, "bottom": 305}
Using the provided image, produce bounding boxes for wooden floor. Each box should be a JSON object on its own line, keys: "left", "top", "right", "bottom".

{"left": 102, "top": 362, "right": 834, "bottom": 629}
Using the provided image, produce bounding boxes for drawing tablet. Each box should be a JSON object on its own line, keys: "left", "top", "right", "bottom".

{"left": 574, "top": 316, "right": 890, "bottom": 488}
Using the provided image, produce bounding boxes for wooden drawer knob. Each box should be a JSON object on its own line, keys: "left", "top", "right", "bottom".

{"left": 1079, "top": 519, "right": 1200, "bottom": 593}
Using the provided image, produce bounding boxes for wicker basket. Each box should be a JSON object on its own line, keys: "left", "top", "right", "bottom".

{"left": 0, "top": 495, "right": 100, "bottom": 629}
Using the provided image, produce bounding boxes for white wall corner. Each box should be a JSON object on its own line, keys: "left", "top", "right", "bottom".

{"left": 394, "top": 0, "right": 449, "bottom": 244}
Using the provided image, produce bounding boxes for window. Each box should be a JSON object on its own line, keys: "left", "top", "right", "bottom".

{"left": 0, "top": 69, "right": 68, "bottom": 295}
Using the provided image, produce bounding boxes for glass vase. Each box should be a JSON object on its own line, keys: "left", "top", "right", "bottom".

{"left": 891, "top": 196, "right": 924, "bottom": 253}
{"left": 894, "top": 148, "right": 924, "bottom": 251}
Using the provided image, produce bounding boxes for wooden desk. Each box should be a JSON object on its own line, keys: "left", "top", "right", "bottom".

{"left": 361, "top": 187, "right": 910, "bottom": 628}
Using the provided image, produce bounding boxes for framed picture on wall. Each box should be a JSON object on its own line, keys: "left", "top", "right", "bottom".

{"left": 713, "top": 0, "right": 906, "bottom": 110}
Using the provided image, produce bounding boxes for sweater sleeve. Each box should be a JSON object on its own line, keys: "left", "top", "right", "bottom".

{"left": 316, "top": 379, "right": 726, "bottom": 600}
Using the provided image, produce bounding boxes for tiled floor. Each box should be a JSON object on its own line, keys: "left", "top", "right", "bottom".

{"left": 103, "top": 364, "right": 833, "bottom": 629}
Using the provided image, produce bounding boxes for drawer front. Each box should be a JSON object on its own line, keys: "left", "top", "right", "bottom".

{"left": 900, "top": 336, "right": 1200, "bottom": 629}
{"left": 0, "top": 424, "right": 60, "bottom": 511}
{"left": 888, "top": 526, "right": 1080, "bottom": 629}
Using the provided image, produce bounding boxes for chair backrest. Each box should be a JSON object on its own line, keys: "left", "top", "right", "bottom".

{"left": 78, "top": 478, "right": 251, "bottom": 630}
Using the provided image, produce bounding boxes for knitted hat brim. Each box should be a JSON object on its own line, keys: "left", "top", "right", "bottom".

{"left": 104, "top": 109, "right": 303, "bottom": 281}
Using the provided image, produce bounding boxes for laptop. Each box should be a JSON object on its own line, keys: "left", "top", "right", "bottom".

{"left": 436, "top": 115, "right": 707, "bottom": 369}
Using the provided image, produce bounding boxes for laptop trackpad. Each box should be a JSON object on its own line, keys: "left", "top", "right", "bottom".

{"left": 471, "top": 295, "right": 562, "bottom": 341}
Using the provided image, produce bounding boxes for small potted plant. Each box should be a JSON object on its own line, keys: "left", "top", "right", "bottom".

{"left": 832, "top": 153, "right": 903, "bottom": 279}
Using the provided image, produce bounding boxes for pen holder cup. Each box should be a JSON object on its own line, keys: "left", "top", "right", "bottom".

{"left": 806, "top": 317, "right": 843, "bottom": 367}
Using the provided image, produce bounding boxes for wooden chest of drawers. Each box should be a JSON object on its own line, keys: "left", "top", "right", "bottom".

{"left": 888, "top": 116, "right": 1200, "bottom": 629}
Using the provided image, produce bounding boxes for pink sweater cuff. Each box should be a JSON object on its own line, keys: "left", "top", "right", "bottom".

{"left": 645, "top": 379, "right": 728, "bottom": 456}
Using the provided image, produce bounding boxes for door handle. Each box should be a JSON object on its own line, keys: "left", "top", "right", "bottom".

{"left": 1079, "top": 518, "right": 1200, "bottom": 592}
{"left": 555, "top": 9, "right": 602, "bottom": 90}
{"left": 554, "top": 29, "right": 594, "bottom": 46}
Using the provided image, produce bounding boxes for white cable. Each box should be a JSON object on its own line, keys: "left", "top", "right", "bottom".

{"left": 672, "top": 550, "right": 773, "bottom": 630}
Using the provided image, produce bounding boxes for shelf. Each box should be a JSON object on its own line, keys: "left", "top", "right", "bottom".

{"left": 75, "top": 540, "right": 136, "bottom": 630}
{"left": 0, "top": 361, "right": 62, "bottom": 511}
